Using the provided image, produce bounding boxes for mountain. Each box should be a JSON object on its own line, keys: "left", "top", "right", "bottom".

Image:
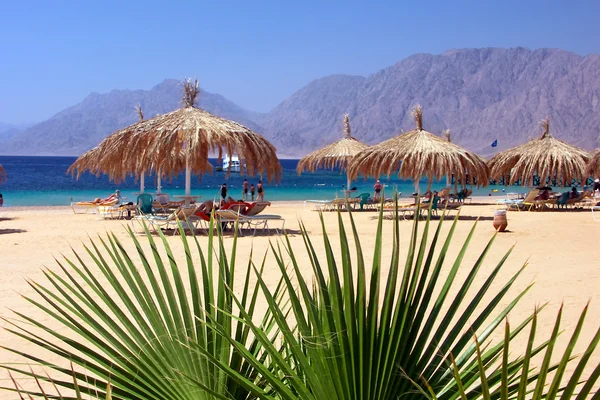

{"left": 0, "top": 80, "right": 263, "bottom": 156}
{"left": 259, "top": 47, "right": 600, "bottom": 157}
{"left": 2, "top": 48, "right": 600, "bottom": 157}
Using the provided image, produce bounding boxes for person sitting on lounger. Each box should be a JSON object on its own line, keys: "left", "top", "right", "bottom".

{"left": 197, "top": 199, "right": 218, "bottom": 214}
{"left": 569, "top": 187, "right": 579, "bottom": 200}
{"left": 535, "top": 189, "right": 550, "bottom": 201}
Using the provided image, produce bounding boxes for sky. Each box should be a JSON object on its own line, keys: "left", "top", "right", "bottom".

{"left": 1, "top": 0, "right": 600, "bottom": 124}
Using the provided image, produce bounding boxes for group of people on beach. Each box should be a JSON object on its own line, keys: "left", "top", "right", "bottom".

{"left": 220, "top": 179, "right": 264, "bottom": 204}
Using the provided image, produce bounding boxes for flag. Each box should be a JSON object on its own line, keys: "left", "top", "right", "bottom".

{"left": 491, "top": 139, "right": 498, "bottom": 147}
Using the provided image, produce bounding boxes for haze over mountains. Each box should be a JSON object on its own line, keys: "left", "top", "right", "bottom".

{"left": 1, "top": 47, "right": 599, "bottom": 158}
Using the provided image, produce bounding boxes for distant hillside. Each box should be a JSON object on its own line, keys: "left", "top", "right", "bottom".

{"left": 259, "top": 48, "right": 600, "bottom": 157}
{"left": 0, "top": 80, "right": 263, "bottom": 156}
{"left": 2, "top": 48, "right": 600, "bottom": 157}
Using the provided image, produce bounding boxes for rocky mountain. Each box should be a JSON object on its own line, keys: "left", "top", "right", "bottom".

{"left": 2, "top": 48, "right": 600, "bottom": 157}
{"left": 260, "top": 48, "right": 600, "bottom": 157}
{"left": 0, "top": 80, "right": 262, "bottom": 156}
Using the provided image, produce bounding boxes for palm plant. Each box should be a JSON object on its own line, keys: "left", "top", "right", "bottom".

{"left": 194, "top": 205, "right": 600, "bottom": 399}
{"left": 1, "top": 219, "right": 283, "bottom": 399}
{"left": 1, "top": 204, "right": 599, "bottom": 399}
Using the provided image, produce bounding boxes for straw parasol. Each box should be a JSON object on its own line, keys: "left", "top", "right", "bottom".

{"left": 348, "top": 105, "right": 490, "bottom": 192}
{"left": 0, "top": 164, "right": 6, "bottom": 184}
{"left": 69, "top": 79, "right": 282, "bottom": 201}
{"left": 296, "top": 114, "right": 368, "bottom": 194}
{"left": 585, "top": 149, "right": 600, "bottom": 178}
{"left": 488, "top": 118, "right": 591, "bottom": 186}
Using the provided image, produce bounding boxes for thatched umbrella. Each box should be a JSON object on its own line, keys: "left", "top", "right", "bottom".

{"left": 296, "top": 114, "right": 368, "bottom": 195}
{"left": 348, "top": 105, "right": 490, "bottom": 192}
{"left": 68, "top": 104, "right": 160, "bottom": 193}
{"left": 70, "top": 79, "right": 282, "bottom": 203}
{"left": 585, "top": 149, "right": 600, "bottom": 178}
{"left": 488, "top": 118, "right": 591, "bottom": 186}
{"left": 0, "top": 164, "right": 6, "bottom": 184}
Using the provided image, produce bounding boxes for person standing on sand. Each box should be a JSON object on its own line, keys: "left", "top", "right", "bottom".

{"left": 242, "top": 179, "right": 249, "bottom": 201}
{"left": 373, "top": 179, "right": 383, "bottom": 201}
{"left": 220, "top": 183, "right": 228, "bottom": 202}
{"left": 257, "top": 180, "right": 264, "bottom": 201}
{"left": 250, "top": 184, "right": 255, "bottom": 201}
{"left": 0, "top": 193, "right": 3, "bottom": 206}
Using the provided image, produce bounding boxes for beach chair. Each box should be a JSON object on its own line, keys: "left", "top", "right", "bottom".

{"left": 355, "top": 193, "right": 375, "bottom": 210}
{"left": 215, "top": 209, "right": 285, "bottom": 236}
{"left": 71, "top": 197, "right": 118, "bottom": 214}
{"left": 136, "top": 193, "right": 154, "bottom": 215}
{"left": 244, "top": 201, "right": 271, "bottom": 216}
{"left": 521, "top": 189, "right": 540, "bottom": 211}
{"left": 132, "top": 206, "right": 198, "bottom": 234}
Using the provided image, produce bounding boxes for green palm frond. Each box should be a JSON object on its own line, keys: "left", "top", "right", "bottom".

{"left": 1, "top": 218, "right": 282, "bottom": 399}
{"left": 200, "top": 201, "right": 600, "bottom": 399}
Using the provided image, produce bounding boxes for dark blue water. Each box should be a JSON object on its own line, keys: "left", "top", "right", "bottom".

{"left": 0, "top": 155, "right": 509, "bottom": 206}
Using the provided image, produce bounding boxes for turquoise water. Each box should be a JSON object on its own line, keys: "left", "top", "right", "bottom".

{"left": 0, "top": 156, "right": 516, "bottom": 206}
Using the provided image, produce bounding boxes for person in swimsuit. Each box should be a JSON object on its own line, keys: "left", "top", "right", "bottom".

{"left": 373, "top": 179, "right": 383, "bottom": 201}
{"left": 220, "top": 183, "right": 228, "bottom": 206}
{"left": 257, "top": 180, "right": 264, "bottom": 201}
{"left": 250, "top": 184, "right": 255, "bottom": 201}
{"left": 242, "top": 179, "right": 249, "bottom": 201}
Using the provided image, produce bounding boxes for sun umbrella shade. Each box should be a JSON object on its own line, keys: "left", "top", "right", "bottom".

{"left": 0, "top": 164, "right": 6, "bottom": 183}
{"left": 69, "top": 80, "right": 282, "bottom": 186}
{"left": 488, "top": 119, "right": 590, "bottom": 186}
{"left": 297, "top": 114, "right": 368, "bottom": 173}
{"left": 585, "top": 149, "right": 600, "bottom": 178}
{"left": 348, "top": 106, "right": 489, "bottom": 188}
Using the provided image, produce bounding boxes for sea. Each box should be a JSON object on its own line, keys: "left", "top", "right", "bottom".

{"left": 0, "top": 155, "right": 518, "bottom": 207}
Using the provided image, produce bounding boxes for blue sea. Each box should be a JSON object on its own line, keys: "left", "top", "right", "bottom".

{"left": 0, "top": 156, "right": 514, "bottom": 207}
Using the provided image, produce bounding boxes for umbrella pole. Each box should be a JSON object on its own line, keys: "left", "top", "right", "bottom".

{"left": 156, "top": 173, "right": 162, "bottom": 194}
{"left": 346, "top": 175, "right": 352, "bottom": 198}
{"left": 446, "top": 174, "right": 451, "bottom": 188}
{"left": 140, "top": 172, "right": 145, "bottom": 194}
{"left": 185, "top": 156, "right": 191, "bottom": 206}
{"left": 414, "top": 180, "right": 420, "bottom": 195}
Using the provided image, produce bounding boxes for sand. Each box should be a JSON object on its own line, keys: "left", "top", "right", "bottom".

{"left": 0, "top": 199, "right": 599, "bottom": 396}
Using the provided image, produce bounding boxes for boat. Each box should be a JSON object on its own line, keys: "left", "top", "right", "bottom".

{"left": 222, "top": 155, "right": 241, "bottom": 172}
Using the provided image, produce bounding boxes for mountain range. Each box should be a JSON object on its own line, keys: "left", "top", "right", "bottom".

{"left": 1, "top": 47, "right": 599, "bottom": 158}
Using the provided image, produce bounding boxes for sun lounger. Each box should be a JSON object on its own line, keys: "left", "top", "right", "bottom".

{"left": 132, "top": 206, "right": 198, "bottom": 234}
{"left": 215, "top": 209, "right": 285, "bottom": 236}
{"left": 244, "top": 201, "right": 271, "bottom": 216}
{"left": 71, "top": 198, "right": 118, "bottom": 214}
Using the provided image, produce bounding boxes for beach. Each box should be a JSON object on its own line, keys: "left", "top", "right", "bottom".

{"left": 1, "top": 199, "right": 599, "bottom": 396}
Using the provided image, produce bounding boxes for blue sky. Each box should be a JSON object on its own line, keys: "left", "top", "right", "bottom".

{"left": 1, "top": 0, "right": 599, "bottom": 124}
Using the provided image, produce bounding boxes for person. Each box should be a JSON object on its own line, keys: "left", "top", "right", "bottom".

{"left": 535, "top": 188, "right": 550, "bottom": 201}
{"left": 373, "top": 179, "right": 383, "bottom": 201}
{"left": 257, "top": 180, "right": 264, "bottom": 201}
{"left": 220, "top": 183, "right": 228, "bottom": 201}
{"left": 569, "top": 187, "right": 580, "bottom": 200}
{"left": 242, "top": 179, "right": 249, "bottom": 201}
{"left": 114, "top": 189, "right": 126, "bottom": 204}
{"left": 0, "top": 193, "right": 3, "bottom": 207}
{"left": 594, "top": 178, "right": 600, "bottom": 193}
{"left": 250, "top": 184, "right": 255, "bottom": 201}
{"left": 196, "top": 199, "right": 217, "bottom": 214}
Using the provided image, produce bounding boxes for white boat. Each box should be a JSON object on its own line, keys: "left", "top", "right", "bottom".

{"left": 222, "top": 155, "right": 241, "bottom": 172}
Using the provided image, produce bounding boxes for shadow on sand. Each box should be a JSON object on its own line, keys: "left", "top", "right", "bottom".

{"left": 0, "top": 228, "right": 27, "bottom": 235}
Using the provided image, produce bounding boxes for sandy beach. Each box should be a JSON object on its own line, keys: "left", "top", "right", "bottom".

{"left": 1, "top": 198, "right": 599, "bottom": 396}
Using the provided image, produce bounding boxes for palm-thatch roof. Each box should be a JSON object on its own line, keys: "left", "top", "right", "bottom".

{"left": 348, "top": 105, "right": 490, "bottom": 188}
{"left": 69, "top": 79, "right": 282, "bottom": 183}
{"left": 0, "top": 163, "right": 5, "bottom": 184}
{"left": 585, "top": 149, "right": 600, "bottom": 178}
{"left": 296, "top": 114, "right": 368, "bottom": 173}
{"left": 488, "top": 118, "right": 590, "bottom": 186}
